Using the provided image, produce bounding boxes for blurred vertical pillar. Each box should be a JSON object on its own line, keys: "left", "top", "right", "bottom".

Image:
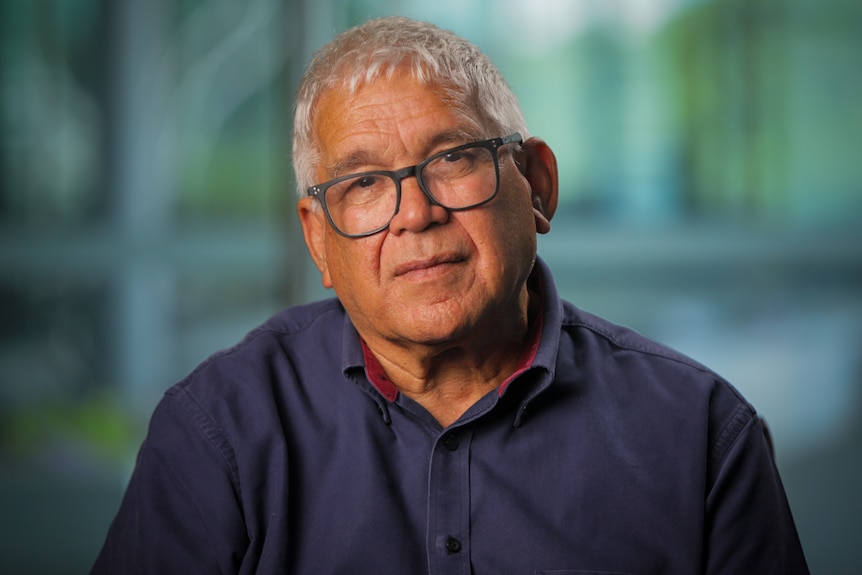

{"left": 104, "top": 0, "right": 175, "bottom": 415}
{"left": 298, "top": 0, "right": 343, "bottom": 304}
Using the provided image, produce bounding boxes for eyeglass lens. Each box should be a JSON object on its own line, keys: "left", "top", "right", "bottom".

{"left": 323, "top": 143, "right": 498, "bottom": 236}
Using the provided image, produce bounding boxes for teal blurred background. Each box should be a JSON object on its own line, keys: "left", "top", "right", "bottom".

{"left": 1, "top": 0, "right": 860, "bottom": 573}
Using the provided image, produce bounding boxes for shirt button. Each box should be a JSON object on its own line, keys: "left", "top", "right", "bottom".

{"left": 445, "top": 536, "right": 462, "bottom": 554}
{"left": 443, "top": 434, "right": 459, "bottom": 451}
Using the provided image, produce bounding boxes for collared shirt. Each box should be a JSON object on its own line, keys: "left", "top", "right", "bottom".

{"left": 92, "top": 258, "right": 808, "bottom": 574}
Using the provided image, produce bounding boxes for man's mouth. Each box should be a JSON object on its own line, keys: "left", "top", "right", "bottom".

{"left": 394, "top": 254, "right": 464, "bottom": 277}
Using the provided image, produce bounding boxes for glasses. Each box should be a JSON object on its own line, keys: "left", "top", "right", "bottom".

{"left": 307, "top": 133, "right": 522, "bottom": 238}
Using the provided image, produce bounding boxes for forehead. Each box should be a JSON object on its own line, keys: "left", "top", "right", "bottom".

{"left": 312, "top": 71, "right": 483, "bottom": 163}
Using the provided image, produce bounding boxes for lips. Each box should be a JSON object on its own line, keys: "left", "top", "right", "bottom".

{"left": 394, "top": 253, "right": 465, "bottom": 277}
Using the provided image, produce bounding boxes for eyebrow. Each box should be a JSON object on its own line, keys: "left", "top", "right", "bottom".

{"left": 327, "top": 151, "right": 378, "bottom": 179}
{"left": 324, "top": 128, "right": 482, "bottom": 178}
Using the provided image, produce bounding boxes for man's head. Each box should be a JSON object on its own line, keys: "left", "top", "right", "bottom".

{"left": 292, "top": 16, "right": 529, "bottom": 198}
{"left": 294, "top": 17, "right": 558, "bottom": 357}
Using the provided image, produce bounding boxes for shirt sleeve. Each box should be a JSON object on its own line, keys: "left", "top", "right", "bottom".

{"left": 704, "top": 404, "right": 809, "bottom": 574}
{"left": 91, "top": 387, "right": 248, "bottom": 574}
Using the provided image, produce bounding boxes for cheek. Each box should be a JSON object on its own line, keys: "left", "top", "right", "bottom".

{"left": 493, "top": 189, "right": 538, "bottom": 266}
{"left": 467, "top": 209, "right": 533, "bottom": 285}
{"left": 326, "top": 233, "right": 382, "bottom": 287}
{"left": 495, "top": 181, "right": 536, "bottom": 231}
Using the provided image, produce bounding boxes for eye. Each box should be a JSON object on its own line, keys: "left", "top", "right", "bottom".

{"left": 443, "top": 149, "right": 477, "bottom": 164}
{"left": 334, "top": 174, "right": 393, "bottom": 208}
{"left": 428, "top": 146, "right": 487, "bottom": 179}
{"left": 348, "top": 175, "right": 383, "bottom": 191}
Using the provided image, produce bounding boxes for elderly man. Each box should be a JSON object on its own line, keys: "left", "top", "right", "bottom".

{"left": 93, "top": 16, "right": 808, "bottom": 575}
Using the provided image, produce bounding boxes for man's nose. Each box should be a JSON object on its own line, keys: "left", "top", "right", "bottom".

{"left": 388, "top": 176, "right": 449, "bottom": 235}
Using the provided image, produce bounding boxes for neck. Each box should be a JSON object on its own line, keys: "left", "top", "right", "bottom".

{"left": 362, "top": 287, "right": 539, "bottom": 428}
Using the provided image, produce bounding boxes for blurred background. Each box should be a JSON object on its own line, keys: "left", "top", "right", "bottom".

{"left": 1, "top": 0, "right": 859, "bottom": 573}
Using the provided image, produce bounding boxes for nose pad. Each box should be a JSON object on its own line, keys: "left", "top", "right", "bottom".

{"left": 390, "top": 177, "right": 448, "bottom": 234}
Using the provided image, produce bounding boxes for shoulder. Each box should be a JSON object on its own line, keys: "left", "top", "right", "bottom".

{"left": 232, "top": 297, "right": 346, "bottom": 349}
{"left": 558, "top": 300, "right": 734, "bottom": 386}
{"left": 156, "top": 298, "right": 348, "bottom": 432}
{"left": 185, "top": 298, "right": 345, "bottom": 382}
{"left": 560, "top": 302, "right": 712, "bottom": 371}
{"left": 555, "top": 300, "right": 758, "bottom": 462}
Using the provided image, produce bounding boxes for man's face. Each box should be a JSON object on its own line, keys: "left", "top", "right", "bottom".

{"left": 298, "top": 70, "right": 541, "bottom": 351}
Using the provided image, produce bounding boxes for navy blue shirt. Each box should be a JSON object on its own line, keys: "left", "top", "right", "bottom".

{"left": 92, "top": 259, "right": 808, "bottom": 574}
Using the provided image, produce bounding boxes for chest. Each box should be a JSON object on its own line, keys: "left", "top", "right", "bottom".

{"left": 254, "top": 399, "right": 707, "bottom": 575}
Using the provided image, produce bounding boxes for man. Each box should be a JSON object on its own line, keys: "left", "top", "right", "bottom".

{"left": 93, "top": 16, "right": 808, "bottom": 574}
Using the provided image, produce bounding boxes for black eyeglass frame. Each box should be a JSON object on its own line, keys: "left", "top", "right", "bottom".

{"left": 306, "top": 133, "right": 523, "bottom": 238}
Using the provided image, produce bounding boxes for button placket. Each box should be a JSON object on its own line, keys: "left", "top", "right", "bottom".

{"left": 426, "top": 427, "right": 473, "bottom": 574}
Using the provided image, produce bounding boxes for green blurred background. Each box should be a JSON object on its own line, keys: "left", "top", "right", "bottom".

{"left": 1, "top": 0, "right": 860, "bottom": 573}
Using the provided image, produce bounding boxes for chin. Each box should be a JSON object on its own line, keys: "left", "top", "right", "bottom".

{"left": 397, "top": 310, "right": 477, "bottom": 346}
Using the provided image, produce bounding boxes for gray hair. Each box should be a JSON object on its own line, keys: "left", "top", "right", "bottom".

{"left": 292, "top": 16, "right": 529, "bottom": 198}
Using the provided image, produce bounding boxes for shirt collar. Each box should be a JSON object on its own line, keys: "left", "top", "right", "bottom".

{"left": 529, "top": 256, "right": 562, "bottom": 377}
{"left": 361, "top": 342, "right": 399, "bottom": 401}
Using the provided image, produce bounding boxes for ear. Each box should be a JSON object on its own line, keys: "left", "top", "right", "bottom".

{"left": 297, "top": 197, "right": 334, "bottom": 289}
{"left": 519, "top": 138, "right": 559, "bottom": 234}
